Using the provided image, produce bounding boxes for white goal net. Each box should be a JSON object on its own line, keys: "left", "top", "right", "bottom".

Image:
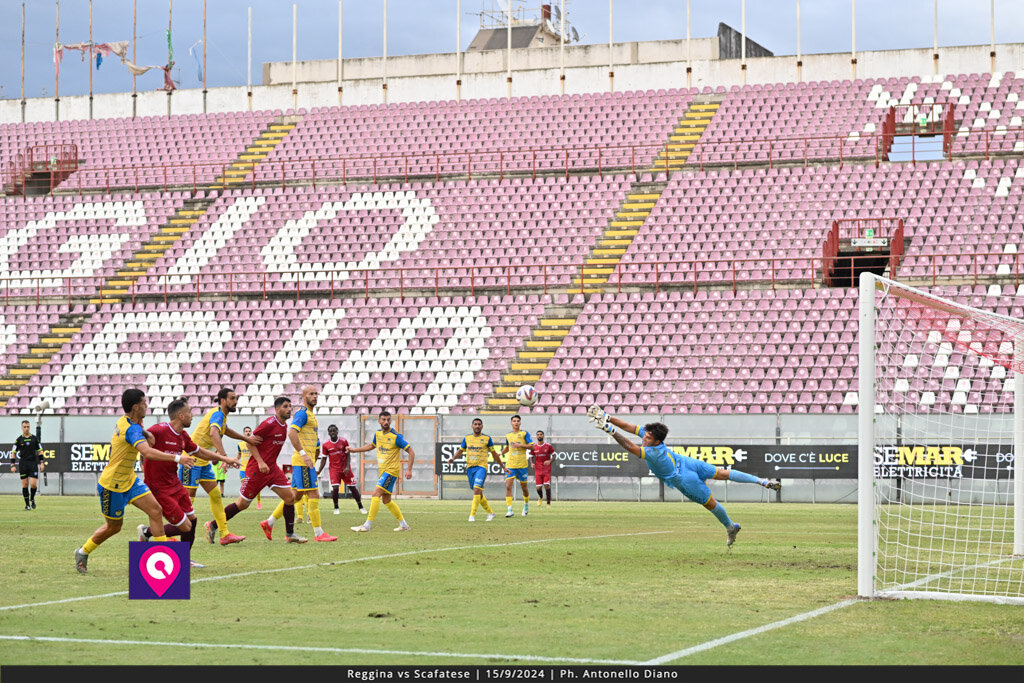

{"left": 858, "top": 273, "right": 1024, "bottom": 604}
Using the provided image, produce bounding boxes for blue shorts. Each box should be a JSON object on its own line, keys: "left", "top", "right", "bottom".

{"left": 291, "top": 465, "right": 319, "bottom": 491}
{"left": 98, "top": 477, "right": 151, "bottom": 520}
{"left": 667, "top": 456, "right": 718, "bottom": 505}
{"left": 179, "top": 463, "right": 216, "bottom": 487}
{"left": 505, "top": 467, "right": 529, "bottom": 483}
{"left": 466, "top": 466, "right": 487, "bottom": 489}
{"left": 376, "top": 472, "right": 398, "bottom": 494}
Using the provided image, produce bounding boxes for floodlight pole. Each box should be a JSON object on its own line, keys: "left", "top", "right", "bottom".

{"left": 685, "top": 0, "right": 691, "bottom": 88}
{"left": 740, "top": 0, "right": 746, "bottom": 85}
{"left": 608, "top": 0, "right": 614, "bottom": 93}
{"left": 560, "top": 0, "right": 566, "bottom": 94}
{"left": 202, "top": 0, "right": 207, "bottom": 113}
{"left": 796, "top": 0, "right": 802, "bottom": 82}
{"left": 338, "top": 1, "right": 343, "bottom": 105}
{"left": 456, "top": 0, "right": 462, "bottom": 101}
{"left": 990, "top": 0, "right": 996, "bottom": 72}
{"left": 55, "top": 0, "right": 60, "bottom": 120}
{"left": 88, "top": 0, "right": 93, "bottom": 119}
{"left": 248, "top": 6, "right": 253, "bottom": 110}
{"left": 506, "top": 0, "right": 512, "bottom": 98}
{"left": 851, "top": 0, "right": 857, "bottom": 79}
{"left": 383, "top": 0, "right": 389, "bottom": 104}
{"left": 292, "top": 3, "right": 298, "bottom": 109}
{"left": 20, "top": 3, "right": 25, "bottom": 123}
{"left": 132, "top": 0, "right": 138, "bottom": 117}
{"left": 932, "top": 0, "right": 939, "bottom": 76}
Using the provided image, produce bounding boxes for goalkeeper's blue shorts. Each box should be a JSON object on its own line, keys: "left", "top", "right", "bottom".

{"left": 667, "top": 456, "right": 717, "bottom": 506}
{"left": 466, "top": 465, "right": 487, "bottom": 489}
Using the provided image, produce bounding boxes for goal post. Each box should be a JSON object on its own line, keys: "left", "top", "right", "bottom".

{"left": 858, "top": 272, "right": 1024, "bottom": 604}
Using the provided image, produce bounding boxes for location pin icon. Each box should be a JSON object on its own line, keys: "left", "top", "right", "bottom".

{"left": 140, "top": 546, "right": 181, "bottom": 597}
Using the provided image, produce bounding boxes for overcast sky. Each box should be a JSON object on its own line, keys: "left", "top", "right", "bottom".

{"left": 0, "top": 0, "right": 1019, "bottom": 99}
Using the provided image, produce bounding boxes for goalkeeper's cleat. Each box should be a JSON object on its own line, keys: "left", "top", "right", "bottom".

{"left": 486, "top": 513, "right": 496, "bottom": 522}
{"left": 137, "top": 524, "right": 149, "bottom": 542}
{"left": 351, "top": 522, "right": 371, "bottom": 532}
{"left": 468, "top": 515, "right": 476, "bottom": 522}
{"left": 286, "top": 532, "right": 308, "bottom": 544}
{"left": 219, "top": 533, "right": 245, "bottom": 546}
{"left": 74, "top": 548, "right": 89, "bottom": 574}
{"left": 726, "top": 523, "right": 741, "bottom": 548}
{"left": 259, "top": 519, "right": 273, "bottom": 541}
{"left": 205, "top": 520, "right": 217, "bottom": 544}
{"left": 764, "top": 479, "right": 782, "bottom": 491}
{"left": 393, "top": 520, "right": 411, "bottom": 532}
{"left": 505, "top": 507, "right": 514, "bottom": 518}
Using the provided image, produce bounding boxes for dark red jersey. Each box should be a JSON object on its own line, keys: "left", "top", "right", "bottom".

{"left": 532, "top": 443, "right": 554, "bottom": 470}
{"left": 322, "top": 438, "right": 351, "bottom": 471}
{"left": 249, "top": 416, "right": 289, "bottom": 473}
{"left": 144, "top": 422, "right": 200, "bottom": 491}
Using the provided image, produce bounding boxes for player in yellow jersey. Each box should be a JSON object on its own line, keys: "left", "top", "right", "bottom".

{"left": 451, "top": 418, "right": 507, "bottom": 522}
{"left": 237, "top": 426, "right": 261, "bottom": 509}
{"left": 184, "top": 387, "right": 261, "bottom": 546}
{"left": 268, "top": 385, "right": 337, "bottom": 542}
{"left": 499, "top": 414, "right": 534, "bottom": 517}
{"left": 349, "top": 409, "right": 414, "bottom": 533}
{"left": 74, "top": 388, "right": 196, "bottom": 573}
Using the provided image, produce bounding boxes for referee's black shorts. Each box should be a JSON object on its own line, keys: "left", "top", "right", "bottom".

{"left": 18, "top": 464, "right": 39, "bottom": 479}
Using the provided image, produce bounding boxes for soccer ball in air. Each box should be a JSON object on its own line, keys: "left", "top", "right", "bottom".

{"left": 515, "top": 385, "right": 539, "bottom": 407}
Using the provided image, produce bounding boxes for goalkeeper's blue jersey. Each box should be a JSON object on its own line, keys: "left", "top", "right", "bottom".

{"left": 635, "top": 426, "right": 681, "bottom": 480}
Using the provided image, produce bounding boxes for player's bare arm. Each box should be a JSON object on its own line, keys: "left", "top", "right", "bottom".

{"left": 349, "top": 442, "right": 375, "bottom": 454}
{"left": 451, "top": 446, "right": 465, "bottom": 462}
{"left": 288, "top": 428, "right": 316, "bottom": 468}
{"left": 224, "top": 425, "right": 261, "bottom": 446}
{"left": 404, "top": 446, "right": 415, "bottom": 479}
{"left": 248, "top": 442, "right": 270, "bottom": 474}
{"left": 197, "top": 446, "right": 241, "bottom": 469}
{"left": 138, "top": 440, "right": 195, "bottom": 467}
{"left": 491, "top": 448, "right": 508, "bottom": 472}
{"left": 608, "top": 430, "right": 643, "bottom": 458}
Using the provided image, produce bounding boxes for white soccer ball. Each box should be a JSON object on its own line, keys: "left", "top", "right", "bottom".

{"left": 515, "top": 384, "right": 539, "bottom": 407}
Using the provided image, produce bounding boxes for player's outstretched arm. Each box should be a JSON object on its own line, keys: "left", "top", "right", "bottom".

{"left": 349, "top": 442, "right": 374, "bottom": 453}
{"left": 138, "top": 440, "right": 195, "bottom": 467}
{"left": 593, "top": 418, "right": 643, "bottom": 459}
{"left": 198, "top": 446, "right": 241, "bottom": 468}
{"left": 224, "top": 425, "right": 261, "bottom": 446}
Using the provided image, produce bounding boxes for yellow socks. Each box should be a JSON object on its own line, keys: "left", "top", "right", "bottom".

{"left": 479, "top": 494, "right": 493, "bottom": 514}
{"left": 506, "top": 496, "right": 513, "bottom": 508}
{"left": 308, "top": 498, "right": 321, "bottom": 528}
{"left": 471, "top": 495, "right": 481, "bottom": 516}
{"left": 82, "top": 538, "right": 99, "bottom": 554}
{"left": 208, "top": 487, "right": 229, "bottom": 536}
{"left": 385, "top": 500, "right": 404, "bottom": 521}
{"left": 368, "top": 496, "right": 381, "bottom": 521}
{"left": 271, "top": 500, "right": 286, "bottom": 520}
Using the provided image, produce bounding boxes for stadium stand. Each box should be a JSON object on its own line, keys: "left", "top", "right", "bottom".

{"left": 0, "top": 71, "right": 1022, "bottom": 416}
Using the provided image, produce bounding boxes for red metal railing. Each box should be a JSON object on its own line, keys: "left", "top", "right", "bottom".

{"left": 3, "top": 143, "right": 78, "bottom": 195}
{"left": 34, "top": 123, "right": 1024, "bottom": 197}
{"left": 1, "top": 249, "right": 1017, "bottom": 308}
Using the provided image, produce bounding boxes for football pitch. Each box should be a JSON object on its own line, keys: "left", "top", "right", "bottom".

{"left": 1, "top": 497, "right": 1022, "bottom": 667}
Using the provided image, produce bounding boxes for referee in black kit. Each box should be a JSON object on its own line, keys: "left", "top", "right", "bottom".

{"left": 11, "top": 420, "right": 43, "bottom": 510}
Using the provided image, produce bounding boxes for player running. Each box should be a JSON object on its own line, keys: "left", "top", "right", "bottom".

{"left": 137, "top": 397, "right": 242, "bottom": 565}
{"left": 530, "top": 430, "right": 555, "bottom": 506}
{"left": 75, "top": 389, "right": 196, "bottom": 573}
{"left": 451, "top": 417, "right": 506, "bottom": 522}
{"left": 349, "top": 410, "right": 414, "bottom": 533}
{"left": 283, "top": 385, "right": 336, "bottom": 542}
{"left": 588, "top": 405, "right": 781, "bottom": 548}
{"left": 182, "top": 388, "right": 261, "bottom": 546}
{"left": 499, "top": 414, "right": 533, "bottom": 517}
{"left": 204, "top": 396, "right": 308, "bottom": 543}
{"left": 316, "top": 424, "right": 366, "bottom": 516}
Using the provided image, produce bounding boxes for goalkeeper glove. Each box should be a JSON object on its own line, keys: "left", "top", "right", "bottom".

{"left": 586, "top": 404, "right": 609, "bottom": 429}
{"left": 594, "top": 420, "right": 615, "bottom": 435}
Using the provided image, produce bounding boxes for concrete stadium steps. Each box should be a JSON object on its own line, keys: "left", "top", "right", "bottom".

{"left": 0, "top": 320, "right": 86, "bottom": 406}
{"left": 482, "top": 306, "right": 583, "bottom": 413}
{"left": 568, "top": 180, "right": 667, "bottom": 295}
{"left": 210, "top": 116, "right": 298, "bottom": 189}
{"left": 649, "top": 100, "right": 721, "bottom": 172}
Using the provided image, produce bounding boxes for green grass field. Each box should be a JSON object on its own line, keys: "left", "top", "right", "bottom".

{"left": 1, "top": 496, "right": 1022, "bottom": 666}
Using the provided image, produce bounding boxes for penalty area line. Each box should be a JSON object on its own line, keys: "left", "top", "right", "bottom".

{"left": 0, "top": 635, "right": 644, "bottom": 665}
{"left": 644, "top": 599, "right": 860, "bottom": 664}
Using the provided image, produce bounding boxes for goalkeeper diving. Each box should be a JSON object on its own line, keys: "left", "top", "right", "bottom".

{"left": 587, "top": 405, "right": 781, "bottom": 547}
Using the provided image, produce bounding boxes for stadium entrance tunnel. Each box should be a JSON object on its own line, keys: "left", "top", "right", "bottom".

{"left": 827, "top": 248, "right": 895, "bottom": 288}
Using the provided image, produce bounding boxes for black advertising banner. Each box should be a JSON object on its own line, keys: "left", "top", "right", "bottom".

{"left": 1, "top": 442, "right": 60, "bottom": 468}
{"left": 435, "top": 442, "right": 1015, "bottom": 480}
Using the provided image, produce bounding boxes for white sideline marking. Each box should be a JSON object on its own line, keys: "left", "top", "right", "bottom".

{"left": 0, "top": 635, "right": 643, "bottom": 665}
{"left": 0, "top": 530, "right": 672, "bottom": 613}
{"left": 644, "top": 599, "right": 860, "bottom": 664}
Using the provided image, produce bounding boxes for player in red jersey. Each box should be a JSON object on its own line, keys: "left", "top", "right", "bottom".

{"left": 137, "top": 397, "right": 243, "bottom": 564}
{"left": 316, "top": 424, "right": 366, "bottom": 516}
{"left": 207, "top": 396, "right": 307, "bottom": 543}
{"left": 531, "top": 430, "right": 555, "bottom": 506}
